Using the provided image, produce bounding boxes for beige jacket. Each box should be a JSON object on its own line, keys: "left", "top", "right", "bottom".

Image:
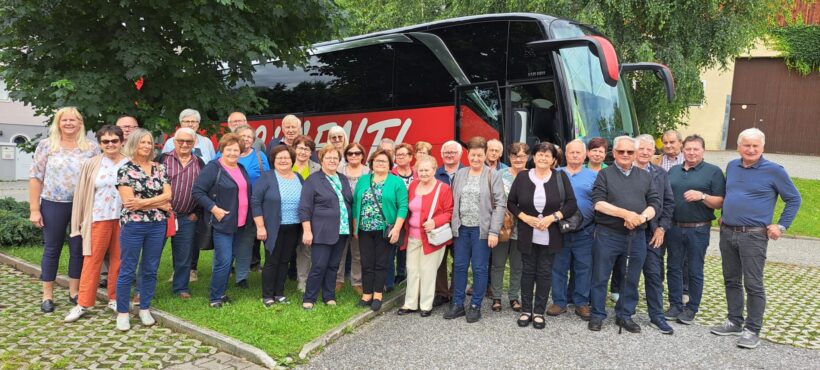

{"left": 70, "top": 155, "right": 104, "bottom": 256}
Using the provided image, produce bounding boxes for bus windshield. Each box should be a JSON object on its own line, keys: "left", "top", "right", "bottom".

{"left": 550, "top": 21, "right": 637, "bottom": 142}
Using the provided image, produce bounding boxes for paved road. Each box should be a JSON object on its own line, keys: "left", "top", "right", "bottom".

{"left": 705, "top": 151, "right": 820, "bottom": 180}
{"left": 0, "top": 180, "right": 28, "bottom": 202}
{"left": 0, "top": 263, "right": 263, "bottom": 370}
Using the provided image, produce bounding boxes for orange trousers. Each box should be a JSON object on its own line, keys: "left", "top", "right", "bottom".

{"left": 77, "top": 220, "right": 121, "bottom": 307}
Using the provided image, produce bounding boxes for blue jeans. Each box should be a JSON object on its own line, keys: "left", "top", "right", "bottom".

{"left": 212, "top": 228, "right": 243, "bottom": 302}
{"left": 552, "top": 224, "right": 594, "bottom": 307}
{"left": 643, "top": 230, "right": 666, "bottom": 320}
{"left": 168, "top": 215, "right": 197, "bottom": 294}
{"left": 590, "top": 227, "right": 647, "bottom": 320}
{"left": 117, "top": 221, "right": 165, "bottom": 313}
{"left": 667, "top": 224, "right": 711, "bottom": 313}
{"left": 233, "top": 222, "right": 257, "bottom": 283}
{"left": 304, "top": 236, "right": 348, "bottom": 303}
{"left": 453, "top": 226, "right": 490, "bottom": 308}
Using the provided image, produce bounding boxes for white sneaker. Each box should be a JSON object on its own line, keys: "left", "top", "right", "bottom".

{"left": 116, "top": 315, "right": 130, "bottom": 331}
{"left": 139, "top": 310, "right": 155, "bottom": 326}
{"left": 64, "top": 306, "right": 87, "bottom": 322}
{"left": 610, "top": 292, "right": 620, "bottom": 303}
{"left": 107, "top": 300, "right": 117, "bottom": 312}
{"left": 167, "top": 272, "right": 174, "bottom": 283}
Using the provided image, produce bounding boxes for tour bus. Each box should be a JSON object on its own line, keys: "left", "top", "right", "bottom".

{"left": 238, "top": 13, "right": 675, "bottom": 160}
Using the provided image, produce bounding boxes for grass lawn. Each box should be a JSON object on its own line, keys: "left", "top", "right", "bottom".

{"left": 1, "top": 242, "right": 379, "bottom": 362}
{"left": 713, "top": 178, "right": 820, "bottom": 238}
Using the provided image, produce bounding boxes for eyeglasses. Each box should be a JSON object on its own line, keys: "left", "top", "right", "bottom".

{"left": 228, "top": 119, "right": 247, "bottom": 124}
{"left": 395, "top": 153, "right": 409, "bottom": 158}
{"left": 346, "top": 151, "right": 363, "bottom": 157}
{"left": 117, "top": 125, "right": 137, "bottom": 130}
{"left": 181, "top": 120, "right": 199, "bottom": 125}
{"left": 615, "top": 150, "right": 635, "bottom": 155}
{"left": 373, "top": 159, "right": 389, "bottom": 164}
{"left": 324, "top": 157, "right": 340, "bottom": 162}
{"left": 330, "top": 135, "right": 345, "bottom": 141}
{"left": 442, "top": 151, "right": 459, "bottom": 156}
{"left": 511, "top": 154, "right": 528, "bottom": 160}
{"left": 176, "top": 139, "right": 195, "bottom": 145}
{"left": 100, "top": 139, "right": 120, "bottom": 145}
{"left": 295, "top": 146, "right": 312, "bottom": 152}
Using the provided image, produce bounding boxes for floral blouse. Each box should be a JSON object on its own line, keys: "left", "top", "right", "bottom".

{"left": 93, "top": 157, "right": 129, "bottom": 222}
{"left": 30, "top": 139, "right": 99, "bottom": 202}
{"left": 359, "top": 181, "right": 387, "bottom": 232}
{"left": 116, "top": 161, "right": 169, "bottom": 225}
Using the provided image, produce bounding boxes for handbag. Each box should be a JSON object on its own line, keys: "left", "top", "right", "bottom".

{"left": 166, "top": 211, "right": 177, "bottom": 238}
{"left": 371, "top": 176, "right": 406, "bottom": 247}
{"left": 488, "top": 170, "right": 514, "bottom": 242}
{"left": 556, "top": 170, "right": 583, "bottom": 233}
{"left": 425, "top": 183, "right": 453, "bottom": 246}
{"left": 194, "top": 167, "right": 222, "bottom": 250}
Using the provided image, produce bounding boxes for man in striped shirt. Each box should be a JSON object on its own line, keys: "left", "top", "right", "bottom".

{"left": 653, "top": 130, "right": 685, "bottom": 172}
{"left": 158, "top": 127, "right": 206, "bottom": 298}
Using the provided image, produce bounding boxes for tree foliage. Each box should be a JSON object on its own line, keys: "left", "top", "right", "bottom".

{"left": 336, "top": 0, "right": 779, "bottom": 137}
{"left": 770, "top": 23, "right": 820, "bottom": 75}
{"left": 0, "top": 0, "right": 343, "bottom": 134}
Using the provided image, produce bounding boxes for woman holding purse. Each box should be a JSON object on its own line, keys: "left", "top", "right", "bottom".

{"left": 396, "top": 155, "right": 453, "bottom": 317}
{"left": 352, "top": 149, "right": 408, "bottom": 312}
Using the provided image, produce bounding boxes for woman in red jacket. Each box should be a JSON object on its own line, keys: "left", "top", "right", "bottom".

{"left": 397, "top": 155, "right": 454, "bottom": 317}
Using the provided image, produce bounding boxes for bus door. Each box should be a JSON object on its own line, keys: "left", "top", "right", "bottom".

{"left": 454, "top": 82, "right": 503, "bottom": 147}
{"left": 507, "top": 81, "right": 563, "bottom": 152}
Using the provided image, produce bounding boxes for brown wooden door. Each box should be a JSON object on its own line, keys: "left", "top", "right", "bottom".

{"left": 726, "top": 104, "right": 758, "bottom": 150}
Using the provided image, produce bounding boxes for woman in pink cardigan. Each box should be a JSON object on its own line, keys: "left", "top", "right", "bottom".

{"left": 397, "top": 155, "right": 454, "bottom": 317}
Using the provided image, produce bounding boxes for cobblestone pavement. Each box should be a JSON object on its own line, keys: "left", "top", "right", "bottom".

{"left": 0, "top": 263, "right": 263, "bottom": 370}
{"left": 303, "top": 256, "right": 820, "bottom": 369}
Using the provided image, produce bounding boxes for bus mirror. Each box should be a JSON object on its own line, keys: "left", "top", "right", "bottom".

{"left": 527, "top": 36, "right": 620, "bottom": 87}
{"left": 621, "top": 62, "right": 676, "bottom": 102}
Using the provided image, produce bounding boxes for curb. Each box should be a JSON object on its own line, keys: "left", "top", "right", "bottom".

{"left": 0, "top": 252, "right": 278, "bottom": 369}
{"left": 298, "top": 287, "right": 406, "bottom": 359}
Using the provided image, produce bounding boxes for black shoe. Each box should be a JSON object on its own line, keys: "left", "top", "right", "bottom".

{"left": 532, "top": 314, "right": 546, "bottom": 329}
{"left": 616, "top": 317, "right": 641, "bottom": 333}
{"left": 371, "top": 299, "right": 383, "bottom": 312}
{"left": 420, "top": 310, "right": 432, "bottom": 317}
{"left": 357, "top": 299, "right": 372, "bottom": 307}
{"left": 443, "top": 304, "right": 466, "bottom": 319}
{"left": 40, "top": 299, "right": 55, "bottom": 313}
{"left": 397, "top": 308, "right": 418, "bottom": 316}
{"left": 68, "top": 294, "right": 78, "bottom": 306}
{"left": 220, "top": 295, "right": 231, "bottom": 303}
{"left": 588, "top": 317, "right": 603, "bottom": 331}
{"left": 395, "top": 275, "right": 407, "bottom": 284}
{"left": 236, "top": 280, "right": 249, "bottom": 289}
{"left": 517, "top": 313, "right": 532, "bottom": 327}
{"left": 432, "top": 296, "right": 449, "bottom": 308}
{"left": 465, "top": 305, "right": 481, "bottom": 323}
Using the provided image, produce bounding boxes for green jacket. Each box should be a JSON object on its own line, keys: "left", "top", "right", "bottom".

{"left": 352, "top": 173, "right": 408, "bottom": 234}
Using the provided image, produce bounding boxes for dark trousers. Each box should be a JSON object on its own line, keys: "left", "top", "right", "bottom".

{"left": 304, "top": 236, "right": 348, "bottom": 303}
{"left": 168, "top": 214, "right": 197, "bottom": 294}
{"left": 719, "top": 227, "right": 768, "bottom": 334}
{"left": 610, "top": 256, "right": 624, "bottom": 294}
{"left": 434, "top": 247, "right": 454, "bottom": 298}
{"left": 552, "top": 225, "right": 594, "bottom": 307}
{"left": 262, "top": 224, "right": 301, "bottom": 299}
{"left": 40, "top": 199, "right": 83, "bottom": 281}
{"left": 191, "top": 241, "right": 200, "bottom": 271}
{"left": 520, "top": 244, "right": 555, "bottom": 315}
{"left": 643, "top": 232, "right": 666, "bottom": 321}
{"left": 590, "top": 227, "right": 647, "bottom": 320}
{"left": 667, "top": 224, "right": 711, "bottom": 313}
{"left": 359, "top": 230, "right": 391, "bottom": 294}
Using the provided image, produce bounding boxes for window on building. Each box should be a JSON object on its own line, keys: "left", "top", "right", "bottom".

{"left": 0, "top": 79, "right": 10, "bottom": 101}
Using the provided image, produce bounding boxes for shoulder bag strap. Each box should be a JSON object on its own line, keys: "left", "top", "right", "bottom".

{"left": 427, "top": 183, "right": 441, "bottom": 221}
{"left": 370, "top": 175, "right": 388, "bottom": 223}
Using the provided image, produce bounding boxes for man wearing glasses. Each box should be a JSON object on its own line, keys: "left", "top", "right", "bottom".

{"left": 227, "top": 112, "right": 265, "bottom": 154}
{"left": 588, "top": 136, "right": 660, "bottom": 333}
{"left": 162, "top": 109, "right": 216, "bottom": 162}
{"left": 432, "top": 140, "right": 464, "bottom": 307}
{"left": 115, "top": 116, "right": 139, "bottom": 140}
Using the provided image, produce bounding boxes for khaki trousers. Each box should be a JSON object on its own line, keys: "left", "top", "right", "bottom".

{"left": 403, "top": 237, "right": 446, "bottom": 311}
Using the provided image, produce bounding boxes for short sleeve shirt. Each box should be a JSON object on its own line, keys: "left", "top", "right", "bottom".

{"left": 30, "top": 139, "right": 99, "bottom": 202}
{"left": 117, "top": 161, "right": 169, "bottom": 224}
{"left": 93, "top": 157, "right": 129, "bottom": 221}
{"left": 276, "top": 172, "right": 303, "bottom": 225}
{"left": 668, "top": 161, "right": 726, "bottom": 222}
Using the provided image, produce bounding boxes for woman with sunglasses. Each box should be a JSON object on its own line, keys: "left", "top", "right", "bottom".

{"left": 64, "top": 125, "right": 127, "bottom": 322}
{"left": 336, "top": 143, "right": 370, "bottom": 295}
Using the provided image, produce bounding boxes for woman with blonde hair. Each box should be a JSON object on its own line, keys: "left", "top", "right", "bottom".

{"left": 29, "top": 107, "right": 99, "bottom": 313}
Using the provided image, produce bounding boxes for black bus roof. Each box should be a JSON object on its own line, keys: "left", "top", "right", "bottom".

{"left": 312, "top": 13, "right": 559, "bottom": 48}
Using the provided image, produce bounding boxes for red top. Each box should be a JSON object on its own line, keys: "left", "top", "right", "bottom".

{"left": 402, "top": 179, "right": 454, "bottom": 254}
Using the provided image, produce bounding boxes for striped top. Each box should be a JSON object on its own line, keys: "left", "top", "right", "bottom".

{"left": 162, "top": 152, "right": 202, "bottom": 215}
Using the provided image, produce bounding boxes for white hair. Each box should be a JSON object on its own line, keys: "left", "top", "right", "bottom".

{"left": 613, "top": 135, "right": 638, "bottom": 150}
{"left": 737, "top": 128, "right": 765, "bottom": 145}
{"left": 636, "top": 134, "right": 655, "bottom": 147}
{"left": 328, "top": 125, "right": 349, "bottom": 147}
{"left": 662, "top": 129, "right": 682, "bottom": 142}
{"left": 566, "top": 139, "right": 587, "bottom": 152}
{"left": 487, "top": 138, "right": 503, "bottom": 148}
{"left": 174, "top": 127, "right": 197, "bottom": 139}
{"left": 179, "top": 108, "right": 201, "bottom": 123}
{"left": 441, "top": 140, "right": 462, "bottom": 156}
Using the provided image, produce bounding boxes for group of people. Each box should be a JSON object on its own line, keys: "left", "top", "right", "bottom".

{"left": 29, "top": 107, "right": 801, "bottom": 350}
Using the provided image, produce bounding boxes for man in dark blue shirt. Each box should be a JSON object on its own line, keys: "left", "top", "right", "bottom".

{"left": 710, "top": 128, "right": 801, "bottom": 349}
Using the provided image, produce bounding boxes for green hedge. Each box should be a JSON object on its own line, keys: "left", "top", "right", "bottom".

{"left": 0, "top": 198, "right": 42, "bottom": 247}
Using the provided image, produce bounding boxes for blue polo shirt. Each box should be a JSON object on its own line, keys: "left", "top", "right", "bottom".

{"left": 559, "top": 166, "right": 598, "bottom": 227}
{"left": 435, "top": 164, "right": 464, "bottom": 186}
{"left": 668, "top": 161, "right": 726, "bottom": 222}
{"left": 722, "top": 157, "right": 801, "bottom": 228}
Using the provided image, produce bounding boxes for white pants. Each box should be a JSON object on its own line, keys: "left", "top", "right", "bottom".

{"left": 403, "top": 238, "right": 446, "bottom": 311}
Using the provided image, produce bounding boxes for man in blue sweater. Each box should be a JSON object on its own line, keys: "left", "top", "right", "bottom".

{"left": 710, "top": 128, "right": 801, "bottom": 349}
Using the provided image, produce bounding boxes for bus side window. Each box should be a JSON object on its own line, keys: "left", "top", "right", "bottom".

{"left": 394, "top": 43, "right": 457, "bottom": 107}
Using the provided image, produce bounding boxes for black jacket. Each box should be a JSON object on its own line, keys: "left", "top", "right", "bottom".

{"left": 507, "top": 169, "right": 577, "bottom": 254}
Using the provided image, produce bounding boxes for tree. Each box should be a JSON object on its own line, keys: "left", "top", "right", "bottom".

{"left": 0, "top": 0, "right": 343, "bottom": 133}
{"left": 336, "top": 0, "right": 780, "bottom": 137}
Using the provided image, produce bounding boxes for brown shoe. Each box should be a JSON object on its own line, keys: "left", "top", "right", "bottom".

{"left": 353, "top": 285, "right": 363, "bottom": 296}
{"left": 575, "top": 304, "right": 591, "bottom": 321}
{"left": 335, "top": 282, "right": 344, "bottom": 292}
{"left": 178, "top": 292, "right": 192, "bottom": 300}
{"left": 547, "top": 304, "right": 567, "bottom": 316}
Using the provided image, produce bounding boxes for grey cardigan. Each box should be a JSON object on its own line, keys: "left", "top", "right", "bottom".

{"left": 450, "top": 166, "right": 507, "bottom": 239}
